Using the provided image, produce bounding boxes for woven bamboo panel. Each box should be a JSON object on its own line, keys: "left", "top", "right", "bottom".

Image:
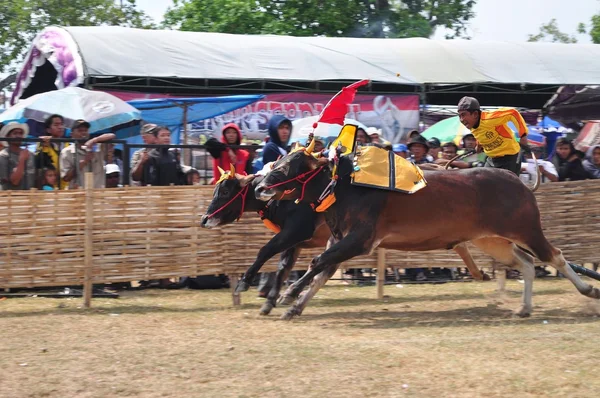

{"left": 0, "top": 180, "right": 599, "bottom": 288}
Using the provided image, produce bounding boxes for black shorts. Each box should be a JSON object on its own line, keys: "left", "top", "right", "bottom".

{"left": 484, "top": 152, "right": 521, "bottom": 176}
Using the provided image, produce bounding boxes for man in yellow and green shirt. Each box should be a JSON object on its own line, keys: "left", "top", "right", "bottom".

{"left": 457, "top": 96, "right": 528, "bottom": 176}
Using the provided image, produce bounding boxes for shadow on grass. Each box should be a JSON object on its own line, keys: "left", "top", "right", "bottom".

{"left": 311, "top": 288, "right": 567, "bottom": 308}
{"left": 292, "top": 305, "right": 600, "bottom": 329}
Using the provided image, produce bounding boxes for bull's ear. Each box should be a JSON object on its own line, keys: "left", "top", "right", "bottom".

{"left": 237, "top": 174, "right": 256, "bottom": 187}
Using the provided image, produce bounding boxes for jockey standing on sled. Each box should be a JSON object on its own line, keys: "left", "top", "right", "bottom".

{"left": 457, "top": 96, "right": 529, "bottom": 176}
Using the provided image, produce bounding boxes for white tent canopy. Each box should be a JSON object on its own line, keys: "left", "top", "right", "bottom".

{"left": 25, "top": 26, "right": 600, "bottom": 83}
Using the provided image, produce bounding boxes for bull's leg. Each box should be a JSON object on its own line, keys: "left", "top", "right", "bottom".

{"left": 280, "top": 233, "right": 371, "bottom": 318}
{"left": 260, "top": 247, "right": 300, "bottom": 316}
{"left": 236, "top": 226, "right": 313, "bottom": 293}
{"left": 512, "top": 232, "right": 600, "bottom": 300}
{"left": 471, "top": 237, "right": 535, "bottom": 317}
{"left": 453, "top": 243, "right": 485, "bottom": 280}
{"left": 281, "top": 262, "right": 339, "bottom": 321}
{"left": 278, "top": 236, "right": 337, "bottom": 306}
{"left": 547, "top": 249, "right": 600, "bottom": 299}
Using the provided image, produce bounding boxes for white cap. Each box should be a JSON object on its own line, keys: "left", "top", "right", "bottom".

{"left": 105, "top": 164, "right": 121, "bottom": 175}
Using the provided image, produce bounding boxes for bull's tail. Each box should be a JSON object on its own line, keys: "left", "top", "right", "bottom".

{"left": 529, "top": 152, "right": 541, "bottom": 192}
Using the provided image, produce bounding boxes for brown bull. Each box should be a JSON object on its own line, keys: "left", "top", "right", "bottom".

{"left": 255, "top": 144, "right": 600, "bottom": 320}
{"left": 200, "top": 168, "right": 492, "bottom": 316}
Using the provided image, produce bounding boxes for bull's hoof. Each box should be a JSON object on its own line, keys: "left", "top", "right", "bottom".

{"left": 259, "top": 302, "right": 274, "bottom": 316}
{"left": 584, "top": 286, "right": 600, "bottom": 299}
{"left": 278, "top": 295, "right": 295, "bottom": 306}
{"left": 280, "top": 307, "right": 300, "bottom": 321}
{"left": 482, "top": 273, "right": 491, "bottom": 281}
{"left": 235, "top": 280, "right": 250, "bottom": 293}
{"left": 514, "top": 306, "right": 532, "bottom": 318}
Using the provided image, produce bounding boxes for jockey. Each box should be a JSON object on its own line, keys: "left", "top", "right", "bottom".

{"left": 457, "top": 96, "right": 529, "bottom": 176}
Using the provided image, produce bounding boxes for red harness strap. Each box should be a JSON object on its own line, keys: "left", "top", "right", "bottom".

{"left": 205, "top": 184, "right": 249, "bottom": 221}
{"left": 264, "top": 166, "right": 324, "bottom": 203}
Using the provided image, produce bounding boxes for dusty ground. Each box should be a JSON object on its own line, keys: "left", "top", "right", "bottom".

{"left": 1, "top": 278, "right": 600, "bottom": 398}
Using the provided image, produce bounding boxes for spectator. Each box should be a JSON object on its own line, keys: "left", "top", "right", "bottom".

{"left": 355, "top": 128, "right": 372, "bottom": 146}
{"left": 60, "top": 119, "right": 115, "bottom": 189}
{"left": 407, "top": 130, "right": 421, "bottom": 141}
{"left": 186, "top": 168, "right": 201, "bottom": 185}
{"left": 205, "top": 123, "right": 250, "bottom": 184}
{"left": 131, "top": 124, "right": 158, "bottom": 185}
{"left": 407, "top": 135, "right": 432, "bottom": 165}
{"left": 551, "top": 138, "right": 588, "bottom": 181}
{"left": 313, "top": 137, "right": 326, "bottom": 153}
{"left": 459, "top": 133, "right": 486, "bottom": 168}
{"left": 38, "top": 167, "right": 58, "bottom": 190}
{"left": 435, "top": 142, "right": 471, "bottom": 169}
{"left": 0, "top": 122, "right": 35, "bottom": 190}
{"left": 427, "top": 138, "right": 441, "bottom": 160}
{"left": 140, "top": 126, "right": 185, "bottom": 186}
{"left": 441, "top": 142, "right": 459, "bottom": 160}
{"left": 392, "top": 143, "right": 408, "bottom": 158}
{"left": 105, "top": 164, "right": 121, "bottom": 188}
{"left": 105, "top": 143, "right": 123, "bottom": 185}
{"left": 36, "top": 114, "right": 67, "bottom": 189}
{"left": 262, "top": 115, "right": 291, "bottom": 165}
{"left": 583, "top": 145, "right": 600, "bottom": 179}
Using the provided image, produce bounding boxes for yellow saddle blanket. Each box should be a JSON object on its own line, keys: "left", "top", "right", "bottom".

{"left": 351, "top": 145, "right": 427, "bottom": 194}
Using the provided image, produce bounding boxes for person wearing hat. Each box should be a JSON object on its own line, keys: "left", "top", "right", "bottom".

{"left": 0, "top": 122, "right": 35, "bottom": 190}
{"left": 457, "top": 96, "right": 529, "bottom": 176}
{"left": 131, "top": 123, "right": 158, "bottom": 184}
{"left": 392, "top": 143, "right": 408, "bottom": 159}
{"left": 36, "top": 114, "right": 68, "bottom": 189}
{"left": 104, "top": 163, "right": 121, "bottom": 188}
{"left": 427, "top": 137, "right": 441, "bottom": 161}
{"left": 60, "top": 119, "right": 115, "bottom": 189}
{"left": 407, "top": 134, "right": 432, "bottom": 165}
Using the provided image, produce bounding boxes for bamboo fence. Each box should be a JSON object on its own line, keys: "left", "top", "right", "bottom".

{"left": 0, "top": 175, "right": 599, "bottom": 298}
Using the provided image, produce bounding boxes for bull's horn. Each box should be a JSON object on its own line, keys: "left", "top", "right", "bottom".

{"left": 305, "top": 137, "right": 316, "bottom": 154}
{"left": 229, "top": 163, "right": 236, "bottom": 178}
{"left": 217, "top": 166, "right": 225, "bottom": 176}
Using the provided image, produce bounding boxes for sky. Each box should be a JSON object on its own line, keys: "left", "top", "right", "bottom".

{"left": 137, "top": 0, "right": 600, "bottom": 43}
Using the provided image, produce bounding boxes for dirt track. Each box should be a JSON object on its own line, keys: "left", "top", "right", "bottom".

{"left": 1, "top": 279, "right": 599, "bottom": 397}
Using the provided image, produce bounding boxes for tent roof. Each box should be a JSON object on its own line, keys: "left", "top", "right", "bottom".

{"left": 61, "top": 26, "right": 600, "bottom": 86}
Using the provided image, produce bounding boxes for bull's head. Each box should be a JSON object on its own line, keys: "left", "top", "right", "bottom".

{"left": 200, "top": 164, "right": 255, "bottom": 228}
{"left": 254, "top": 139, "right": 330, "bottom": 203}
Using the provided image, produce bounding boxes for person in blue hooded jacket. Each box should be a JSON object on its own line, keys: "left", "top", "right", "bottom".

{"left": 256, "top": 115, "right": 294, "bottom": 297}
{"left": 262, "top": 115, "right": 292, "bottom": 165}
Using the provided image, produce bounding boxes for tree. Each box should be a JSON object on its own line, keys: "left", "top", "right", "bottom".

{"left": 587, "top": 14, "right": 600, "bottom": 44}
{"left": 527, "top": 19, "right": 578, "bottom": 43}
{"left": 163, "top": 0, "right": 476, "bottom": 39}
{"left": 0, "top": 0, "right": 154, "bottom": 74}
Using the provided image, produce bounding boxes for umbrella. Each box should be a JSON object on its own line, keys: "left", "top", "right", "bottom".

{"left": 0, "top": 87, "right": 141, "bottom": 134}
{"left": 291, "top": 115, "right": 368, "bottom": 146}
{"left": 421, "top": 116, "right": 470, "bottom": 145}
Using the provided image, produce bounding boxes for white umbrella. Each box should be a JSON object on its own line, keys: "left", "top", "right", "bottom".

{"left": 0, "top": 87, "right": 141, "bottom": 134}
{"left": 291, "top": 115, "right": 368, "bottom": 145}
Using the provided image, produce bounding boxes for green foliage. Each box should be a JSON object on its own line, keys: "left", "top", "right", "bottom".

{"left": 0, "top": 0, "right": 153, "bottom": 74}
{"left": 590, "top": 14, "right": 600, "bottom": 44}
{"left": 527, "top": 18, "right": 577, "bottom": 43}
{"left": 163, "top": 0, "right": 476, "bottom": 39}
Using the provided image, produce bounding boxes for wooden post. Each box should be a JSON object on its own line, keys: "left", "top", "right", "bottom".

{"left": 83, "top": 172, "right": 94, "bottom": 308}
{"left": 377, "top": 248, "right": 386, "bottom": 299}
{"left": 182, "top": 104, "right": 190, "bottom": 167}
{"left": 229, "top": 274, "right": 241, "bottom": 306}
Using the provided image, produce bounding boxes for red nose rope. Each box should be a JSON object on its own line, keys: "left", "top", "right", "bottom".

{"left": 205, "top": 184, "right": 249, "bottom": 221}
{"left": 264, "top": 166, "right": 324, "bottom": 203}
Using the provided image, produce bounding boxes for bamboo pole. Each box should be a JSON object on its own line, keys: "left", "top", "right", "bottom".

{"left": 377, "top": 248, "right": 386, "bottom": 299}
{"left": 83, "top": 172, "right": 94, "bottom": 308}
